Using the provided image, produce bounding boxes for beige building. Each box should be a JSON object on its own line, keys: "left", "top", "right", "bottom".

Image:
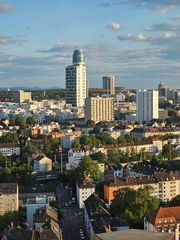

{"left": 85, "top": 97, "right": 114, "bottom": 123}
{"left": 12, "top": 90, "right": 32, "bottom": 103}
{"left": 102, "top": 75, "right": 115, "bottom": 95}
{"left": 0, "top": 183, "right": 19, "bottom": 215}
{"left": 104, "top": 171, "right": 180, "bottom": 204}
{"left": 33, "top": 154, "right": 52, "bottom": 172}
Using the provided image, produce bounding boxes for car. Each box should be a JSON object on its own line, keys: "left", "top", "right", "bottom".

{"left": 79, "top": 229, "right": 83, "bottom": 234}
{"left": 80, "top": 235, "right": 85, "bottom": 239}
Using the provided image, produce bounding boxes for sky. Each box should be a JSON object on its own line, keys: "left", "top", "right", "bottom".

{"left": 0, "top": 0, "right": 180, "bottom": 89}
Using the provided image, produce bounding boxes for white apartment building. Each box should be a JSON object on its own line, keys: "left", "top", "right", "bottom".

{"left": 26, "top": 194, "right": 56, "bottom": 228}
{"left": 66, "top": 50, "right": 87, "bottom": 107}
{"left": 136, "top": 89, "right": 159, "bottom": 123}
{"left": 0, "top": 144, "right": 20, "bottom": 156}
{"left": 76, "top": 175, "right": 95, "bottom": 208}
{"left": 85, "top": 96, "right": 114, "bottom": 123}
{"left": 102, "top": 75, "right": 115, "bottom": 95}
{"left": 0, "top": 183, "right": 19, "bottom": 215}
{"left": 68, "top": 149, "right": 89, "bottom": 163}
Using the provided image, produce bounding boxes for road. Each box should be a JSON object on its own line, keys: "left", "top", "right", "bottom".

{"left": 56, "top": 185, "right": 88, "bottom": 240}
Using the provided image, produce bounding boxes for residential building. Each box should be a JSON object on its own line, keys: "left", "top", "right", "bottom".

{"left": 84, "top": 193, "right": 129, "bottom": 240}
{"left": 34, "top": 206, "right": 62, "bottom": 240}
{"left": 136, "top": 89, "right": 159, "bottom": 123}
{"left": 0, "top": 183, "right": 19, "bottom": 215}
{"left": 144, "top": 206, "right": 180, "bottom": 240}
{"left": 104, "top": 140, "right": 163, "bottom": 155}
{"left": 85, "top": 96, "right": 114, "bottom": 123}
{"left": 2, "top": 228, "right": 39, "bottom": 240}
{"left": 94, "top": 229, "right": 174, "bottom": 240}
{"left": 33, "top": 154, "right": 52, "bottom": 172}
{"left": 76, "top": 175, "right": 95, "bottom": 208}
{"left": 26, "top": 194, "right": 56, "bottom": 228}
{"left": 0, "top": 143, "right": 20, "bottom": 156}
{"left": 12, "top": 90, "right": 32, "bottom": 103}
{"left": 102, "top": 75, "right": 115, "bottom": 95}
{"left": 104, "top": 171, "right": 180, "bottom": 204}
{"left": 66, "top": 49, "right": 87, "bottom": 107}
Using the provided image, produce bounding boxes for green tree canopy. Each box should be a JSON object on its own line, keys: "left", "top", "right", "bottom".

{"left": 15, "top": 117, "right": 27, "bottom": 129}
{"left": 71, "top": 140, "right": 81, "bottom": 150}
{"left": 0, "top": 132, "right": 19, "bottom": 144}
{"left": 79, "top": 156, "right": 101, "bottom": 182}
{"left": 168, "top": 195, "right": 180, "bottom": 207}
{"left": 26, "top": 116, "right": 36, "bottom": 126}
{"left": 110, "top": 186, "right": 160, "bottom": 227}
{"left": 24, "top": 142, "right": 38, "bottom": 156}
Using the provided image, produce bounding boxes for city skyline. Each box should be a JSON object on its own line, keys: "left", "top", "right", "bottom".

{"left": 0, "top": 0, "right": 180, "bottom": 89}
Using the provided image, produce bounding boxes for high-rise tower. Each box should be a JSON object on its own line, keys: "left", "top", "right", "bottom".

{"left": 136, "top": 89, "right": 159, "bottom": 123}
{"left": 102, "top": 75, "right": 115, "bottom": 95}
{"left": 66, "top": 50, "right": 87, "bottom": 107}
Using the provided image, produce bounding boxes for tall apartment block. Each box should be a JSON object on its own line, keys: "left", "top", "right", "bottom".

{"left": 0, "top": 183, "right": 19, "bottom": 215}
{"left": 136, "top": 89, "right": 159, "bottom": 123}
{"left": 85, "top": 96, "right": 114, "bottom": 123}
{"left": 12, "top": 90, "right": 32, "bottom": 103}
{"left": 102, "top": 75, "right": 115, "bottom": 95}
{"left": 66, "top": 50, "right": 87, "bottom": 107}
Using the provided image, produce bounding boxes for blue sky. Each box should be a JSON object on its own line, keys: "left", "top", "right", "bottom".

{"left": 0, "top": 0, "right": 180, "bottom": 89}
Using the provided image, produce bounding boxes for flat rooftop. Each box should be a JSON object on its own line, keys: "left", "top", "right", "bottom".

{"left": 96, "top": 229, "right": 174, "bottom": 240}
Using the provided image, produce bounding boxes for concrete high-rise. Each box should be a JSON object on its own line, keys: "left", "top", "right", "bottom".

{"left": 158, "top": 82, "right": 168, "bottom": 98}
{"left": 66, "top": 50, "right": 87, "bottom": 107}
{"left": 136, "top": 89, "right": 159, "bottom": 123}
{"left": 102, "top": 75, "right": 115, "bottom": 95}
{"left": 85, "top": 96, "right": 114, "bottom": 123}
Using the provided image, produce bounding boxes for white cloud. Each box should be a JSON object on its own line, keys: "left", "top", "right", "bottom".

{"left": 0, "top": 2, "right": 12, "bottom": 13}
{"left": 117, "top": 33, "right": 147, "bottom": 41}
{"left": 106, "top": 22, "right": 122, "bottom": 30}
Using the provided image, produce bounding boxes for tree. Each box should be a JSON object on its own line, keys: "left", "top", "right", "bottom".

{"left": 79, "top": 156, "right": 101, "bottom": 182}
{"left": 91, "top": 151, "right": 107, "bottom": 163}
{"left": 71, "top": 140, "right": 81, "bottom": 150}
{"left": 24, "top": 143, "right": 38, "bottom": 156}
{"left": 162, "top": 144, "right": 178, "bottom": 160}
{"left": 107, "top": 149, "right": 120, "bottom": 164}
{"left": 15, "top": 117, "right": 27, "bottom": 129}
{"left": 110, "top": 186, "right": 160, "bottom": 228}
{"left": 0, "top": 132, "right": 19, "bottom": 144}
{"left": 26, "top": 116, "right": 36, "bottom": 126}
{"left": 168, "top": 195, "right": 180, "bottom": 207}
{"left": 86, "top": 119, "right": 95, "bottom": 128}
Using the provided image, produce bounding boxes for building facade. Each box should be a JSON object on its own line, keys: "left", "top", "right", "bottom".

{"left": 33, "top": 154, "right": 52, "bottom": 172}
{"left": 144, "top": 206, "right": 180, "bottom": 240}
{"left": 136, "top": 89, "right": 159, "bottom": 123}
{"left": 66, "top": 50, "right": 87, "bottom": 107}
{"left": 102, "top": 75, "right": 115, "bottom": 95}
{"left": 0, "top": 183, "right": 19, "bottom": 215}
{"left": 104, "top": 171, "right": 180, "bottom": 204}
{"left": 76, "top": 175, "right": 95, "bottom": 208}
{"left": 12, "top": 90, "right": 32, "bottom": 103}
{"left": 85, "top": 97, "right": 114, "bottom": 123}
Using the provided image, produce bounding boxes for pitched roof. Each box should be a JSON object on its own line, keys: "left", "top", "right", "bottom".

{"left": 76, "top": 174, "right": 95, "bottom": 188}
{"left": 147, "top": 206, "right": 180, "bottom": 225}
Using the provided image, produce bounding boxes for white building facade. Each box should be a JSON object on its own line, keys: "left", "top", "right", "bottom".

{"left": 66, "top": 50, "right": 87, "bottom": 107}
{"left": 136, "top": 89, "right": 159, "bottom": 123}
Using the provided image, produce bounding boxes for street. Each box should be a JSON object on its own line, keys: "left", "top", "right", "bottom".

{"left": 56, "top": 185, "right": 88, "bottom": 240}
